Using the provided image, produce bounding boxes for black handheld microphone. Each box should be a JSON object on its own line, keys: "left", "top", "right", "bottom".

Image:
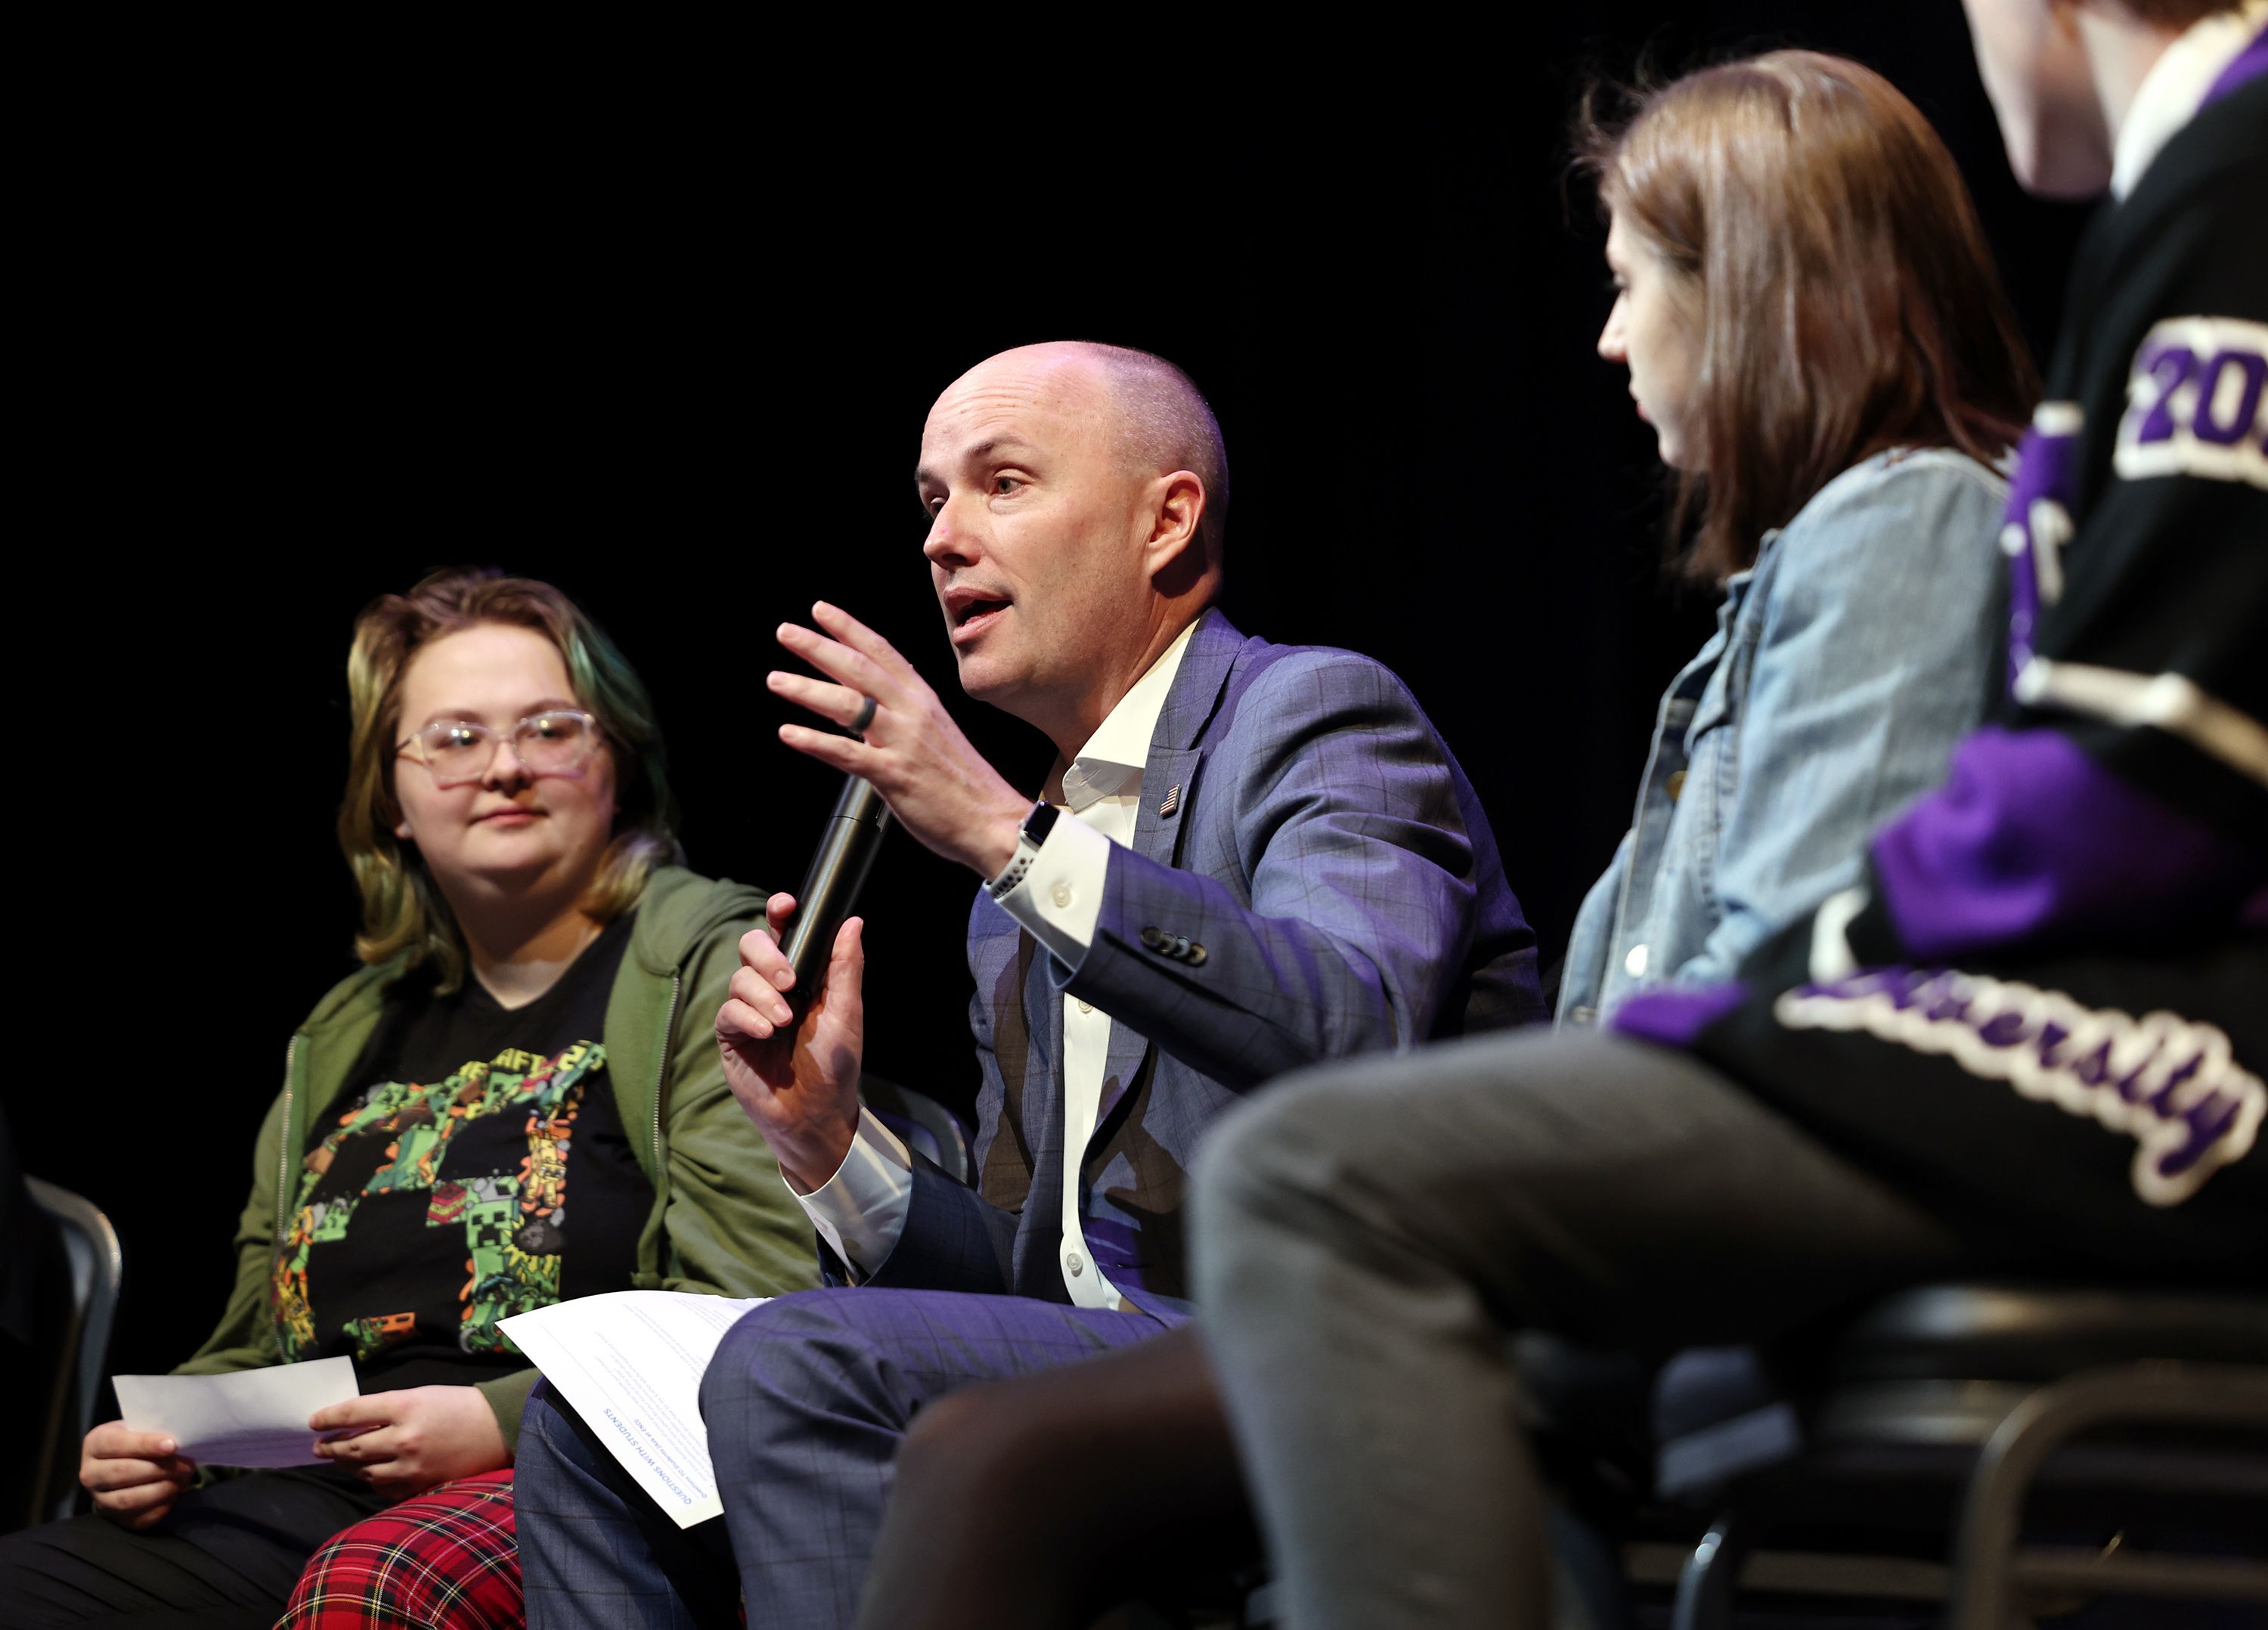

{"left": 779, "top": 775, "right": 893, "bottom": 1018}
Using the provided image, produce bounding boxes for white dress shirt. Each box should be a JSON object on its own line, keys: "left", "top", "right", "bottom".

{"left": 792, "top": 620, "right": 1201, "bottom": 1308}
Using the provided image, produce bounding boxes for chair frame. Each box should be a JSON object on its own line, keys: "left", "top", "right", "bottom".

{"left": 25, "top": 1177, "right": 124, "bottom": 1526}
{"left": 857, "top": 1075, "right": 974, "bottom": 1188}
{"left": 1670, "top": 1355, "right": 2268, "bottom": 1628}
{"left": 1950, "top": 1359, "right": 2268, "bottom": 1625}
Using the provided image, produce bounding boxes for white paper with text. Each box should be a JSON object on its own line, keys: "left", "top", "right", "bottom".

{"left": 498, "top": 1291, "right": 768, "bottom": 1528}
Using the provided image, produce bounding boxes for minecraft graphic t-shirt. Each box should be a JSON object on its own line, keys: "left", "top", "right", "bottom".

{"left": 274, "top": 911, "right": 654, "bottom": 1391}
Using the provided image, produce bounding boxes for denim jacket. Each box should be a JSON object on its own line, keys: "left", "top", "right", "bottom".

{"left": 1560, "top": 448, "right": 2009, "bottom": 1027}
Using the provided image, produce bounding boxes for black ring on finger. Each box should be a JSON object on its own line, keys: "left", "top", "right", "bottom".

{"left": 850, "top": 694, "right": 878, "bottom": 736}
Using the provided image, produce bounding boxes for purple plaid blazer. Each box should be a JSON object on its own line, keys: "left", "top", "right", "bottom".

{"left": 850, "top": 609, "right": 1545, "bottom": 1310}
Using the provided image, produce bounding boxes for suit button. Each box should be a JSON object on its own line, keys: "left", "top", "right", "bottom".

{"left": 1625, "top": 944, "right": 1649, "bottom": 977}
{"left": 1141, "top": 926, "right": 1166, "bottom": 950}
{"left": 1066, "top": 1252, "right": 1085, "bottom": 1276}
{"left": 1050, "top": 880, "right": 1074, "bottom": 909}
{"left": 1186, "top": 944, "right": 1207, "bottom": 967}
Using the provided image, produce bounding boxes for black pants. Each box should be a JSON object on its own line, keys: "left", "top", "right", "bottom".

{"left": 0, "top": 1466, "right": 389, "bottom": 1630}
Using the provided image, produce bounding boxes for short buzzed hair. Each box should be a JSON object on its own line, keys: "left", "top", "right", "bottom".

{"left": 1085, "top": 342, "right": 1232, "bottom": 560}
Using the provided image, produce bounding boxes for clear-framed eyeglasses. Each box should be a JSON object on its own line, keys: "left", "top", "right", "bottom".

{"left": 396, "top": 709, "right": 602, "bottom": 786}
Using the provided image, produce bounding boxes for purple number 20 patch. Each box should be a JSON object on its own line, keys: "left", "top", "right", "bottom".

{"left": 2115, "top": 316, "right": 2268, "bottom": 491}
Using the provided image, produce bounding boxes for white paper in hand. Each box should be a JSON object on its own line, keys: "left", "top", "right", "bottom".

{"left": 499, "top": 1291, "right": 769, "bottom": 1528}
{"left": 111, "top": 1357, "right": 360, "bottom": 1469}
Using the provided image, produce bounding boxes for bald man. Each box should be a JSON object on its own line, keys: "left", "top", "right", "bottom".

{"left": 514, "top": 341, "right": 1545, "bottom": 1628}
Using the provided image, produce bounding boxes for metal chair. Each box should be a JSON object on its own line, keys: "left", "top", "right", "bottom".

{"left": 24, "top": 1178, "right": 124, "bottom": 1525}
{"left": 1650, "top": 1283, "right": 2268, "bottom": 1628}
{"left": 858, "top": 1075, "right": 974, "bottom": 1188}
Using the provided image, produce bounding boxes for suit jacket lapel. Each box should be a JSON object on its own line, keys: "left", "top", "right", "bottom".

{"left": 1092, "top": 607, "right": 1244, "bottom": 1130}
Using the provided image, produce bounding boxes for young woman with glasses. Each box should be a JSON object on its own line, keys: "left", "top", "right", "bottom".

{"left": 0, "top": 569, "right": 817, "bottom": 1630}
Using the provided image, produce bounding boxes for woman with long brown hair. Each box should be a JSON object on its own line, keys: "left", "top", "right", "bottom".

{"left": 1557, "top": 48, "right": 2036, "bottom": 1028}
{"left": 845, "top": 48, "right": 2045, "bottom": 1630}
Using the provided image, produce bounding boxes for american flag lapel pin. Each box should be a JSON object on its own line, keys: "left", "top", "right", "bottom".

{"left": 1158, "top": 783, "right": 1181, "bottom": 818}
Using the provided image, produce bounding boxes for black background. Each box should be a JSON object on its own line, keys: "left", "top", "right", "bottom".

{"left": 16, "top": 6, "right": 2088, "bottom": 1389}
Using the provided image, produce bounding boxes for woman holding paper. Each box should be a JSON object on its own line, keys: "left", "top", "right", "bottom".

{"left": 0, "top": 569, "right": 816, "bottom": 1628}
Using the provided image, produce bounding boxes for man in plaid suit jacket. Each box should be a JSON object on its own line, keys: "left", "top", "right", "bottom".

{"left": 516, "top": 341, "right": 1544, "bottom": 1629}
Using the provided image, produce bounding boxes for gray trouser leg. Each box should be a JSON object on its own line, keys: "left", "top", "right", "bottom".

{"left": 1191, "top": 1030, "right": 1970, "bottom": 1630}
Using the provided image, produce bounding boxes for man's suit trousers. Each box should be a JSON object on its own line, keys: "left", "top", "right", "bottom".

{"left": 518, "top": 1288, "right": 1181, "bottom": 1630}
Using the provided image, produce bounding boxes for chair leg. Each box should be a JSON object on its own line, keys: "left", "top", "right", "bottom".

{"left": 1671, "top": 1511, "right": 1750, "bottom": 1630}
{"left": 1950, "top": 1362, "right": 2268, "bottom": 1630}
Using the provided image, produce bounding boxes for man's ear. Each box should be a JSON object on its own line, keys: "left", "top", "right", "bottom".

{"left": 1142, "top": 470, "right": 1208, "bottom": 581}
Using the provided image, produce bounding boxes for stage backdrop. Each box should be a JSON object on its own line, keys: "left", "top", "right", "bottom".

{"left": 18, "top": 4, "right": 2086, "bottom": 1396}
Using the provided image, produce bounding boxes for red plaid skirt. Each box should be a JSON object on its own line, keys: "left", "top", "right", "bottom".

{"left": 282, "top": 1469, "right": 522, "bottom": 1630}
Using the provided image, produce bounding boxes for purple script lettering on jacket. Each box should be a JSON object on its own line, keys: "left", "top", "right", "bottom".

{"left": 1774, "top": 968, "right": 2263, "bottom": 1207}
{"left": 2115, "top": 318, "right": 2268, "bottom": 490}
{"left": 1867, "top": 727, "right": 2263, "bottom": 961}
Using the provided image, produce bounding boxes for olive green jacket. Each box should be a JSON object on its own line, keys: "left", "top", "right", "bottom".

{"left": 175, "top": 866, "right": 819, "bottom": 1454}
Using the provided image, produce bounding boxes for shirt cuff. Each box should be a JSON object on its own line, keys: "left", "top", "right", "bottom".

{"left": 789, "top": 1107, "right": 914, "bottom": 1280}
{"left": 993, "top": 810, "right": 1112, "bottom": 968}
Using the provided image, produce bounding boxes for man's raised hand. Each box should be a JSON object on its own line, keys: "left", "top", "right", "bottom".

{"left": 717, "top": 891, "right": 867, "bottom": 1191}
{"left": 769, "top": 602, "right": 1028, "bottom": 879}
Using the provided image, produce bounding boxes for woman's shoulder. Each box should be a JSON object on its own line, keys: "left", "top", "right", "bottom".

{"left": 629, "top": 865, "right": 769, "bottom": 972}
{"left": 1767, "top": 446, "right": 2009, "bottom": 580}
{"left": 298, "top": 959, "right": 400, "bottom": 1036}
{"left": 1795, "top": 445, "right": 2010, "bottom": 525}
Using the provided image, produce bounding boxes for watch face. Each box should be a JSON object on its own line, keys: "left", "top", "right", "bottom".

{"left": 1024, "top": 799, "right": 1060, "bottom": 844}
